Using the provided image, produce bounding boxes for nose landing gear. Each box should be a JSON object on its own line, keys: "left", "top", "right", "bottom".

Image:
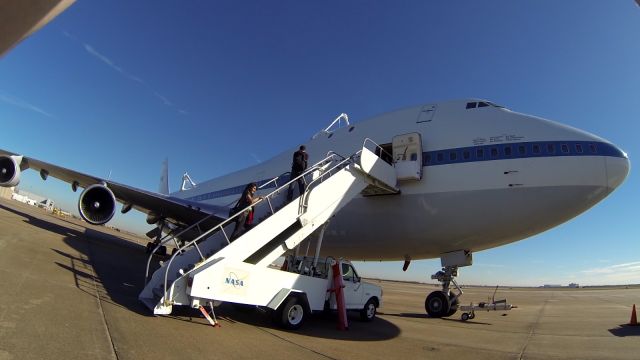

{"left": 425, "top": 250, "right": 471, "bottom": 318}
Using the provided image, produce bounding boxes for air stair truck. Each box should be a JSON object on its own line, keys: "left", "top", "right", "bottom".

{"left": 139, "top": 139, "right": 397, "bottom": 329}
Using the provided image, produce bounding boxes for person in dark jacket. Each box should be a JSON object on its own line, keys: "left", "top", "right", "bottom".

{"left": 230, "top": 182, "right": 262, "bottom": 240}
{"left": 287, "top": 145, "right": 308, "bottom": 201}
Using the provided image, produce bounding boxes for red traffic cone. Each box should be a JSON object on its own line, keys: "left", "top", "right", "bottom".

{"left": 629, "top": 304, "right": 638, "bottom": 326}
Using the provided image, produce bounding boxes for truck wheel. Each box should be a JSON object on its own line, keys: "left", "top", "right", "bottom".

{"left": 360, "top": 298, "right": 377, "bottom": 322}
{"left": 280, "top": 297, "right": 306, "bottom": 330}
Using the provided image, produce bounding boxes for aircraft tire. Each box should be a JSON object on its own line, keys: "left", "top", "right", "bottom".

{"left": 446, "top": 293, "right": 459, "bottom": 317}
{"left": 425, "top": 291, "right": 450, "bottom": 318}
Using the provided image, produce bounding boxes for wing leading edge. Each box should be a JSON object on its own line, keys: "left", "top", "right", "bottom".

{"left": 0, "top": 149, "right": 226, "bottom": 230}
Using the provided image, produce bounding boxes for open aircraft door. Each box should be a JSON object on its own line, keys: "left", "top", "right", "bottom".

{"left": 392, "top": 133, "right": 423, "bottom": 181}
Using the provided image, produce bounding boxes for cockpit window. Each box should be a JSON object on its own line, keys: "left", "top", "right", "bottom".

{"left": 466, "top": 101, "right": 504, "bottom": 109}
{"left": 486, "top": 101, "right": 504, "bottom": 108}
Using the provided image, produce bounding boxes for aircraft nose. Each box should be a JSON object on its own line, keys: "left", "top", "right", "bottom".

{"left": 605, "top": 145, "right": 630, "bottom": 190}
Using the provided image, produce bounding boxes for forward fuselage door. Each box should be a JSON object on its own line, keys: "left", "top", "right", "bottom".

{"left": 392, "top": 132, "right": 423, "bottom": 181}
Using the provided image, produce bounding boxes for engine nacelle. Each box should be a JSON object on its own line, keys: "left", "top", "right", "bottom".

{"left": 78, "top": 184, "right": 117, "bottom": 225}
{"left": 0, "top": 155, "right": 22, "bottom": 187}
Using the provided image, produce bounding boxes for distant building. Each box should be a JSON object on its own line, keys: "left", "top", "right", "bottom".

{"left": 11, "top": 190, "right": 54, "bottom": 211}
{"left": 568, "top": 283, "right": 580, "bottom": 288}
{"left": 543, "top": 284, "right": 562, "bottom": 288}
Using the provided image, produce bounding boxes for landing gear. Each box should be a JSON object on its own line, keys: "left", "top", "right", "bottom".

{"left": 425, "top": 291, "right": 450, "bottom": 317}
{"left": 425, "top": 250, "right": 472, "bottom": 318}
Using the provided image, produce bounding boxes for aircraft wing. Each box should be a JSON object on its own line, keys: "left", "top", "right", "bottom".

{"left": 0, "top": 149, "right": 227, "bottom": 230}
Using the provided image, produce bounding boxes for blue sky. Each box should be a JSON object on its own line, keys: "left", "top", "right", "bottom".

{"left": 1, "top": 1, "right": 638, "bottom": 286}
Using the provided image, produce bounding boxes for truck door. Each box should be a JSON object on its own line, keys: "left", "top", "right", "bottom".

{"left": 341, "top": 263, "right": 364, "bottom": 309}
{"left": 392, "top": 132, "right": 423, "bottom": 180}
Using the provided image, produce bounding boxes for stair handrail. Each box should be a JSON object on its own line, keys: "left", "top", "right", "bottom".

{"left": 301, "top": 139, "right": 393, "bottom": 210}
{"left": 144, "top": 211, "right": 221, "bottom": 284}
{"left": 362, "top": 137, "right": 394, "bottom": 164}
{"left": 301, "top": 151, "right": 362, "bottom": 210}
{"left": 158, "top": 152, "right": 346, "bottom": 304}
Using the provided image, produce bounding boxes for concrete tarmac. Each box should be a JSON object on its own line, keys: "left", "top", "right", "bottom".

{"left": 1, "top": 198, "right": 639, "bottom": 360}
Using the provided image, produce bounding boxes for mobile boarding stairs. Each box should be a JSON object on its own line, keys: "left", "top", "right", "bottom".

{"left": 139, "top": 139, "right": 399, "bottom": 315}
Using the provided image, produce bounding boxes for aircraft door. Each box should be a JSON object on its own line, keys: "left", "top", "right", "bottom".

{"left": 392, "top": 133, "right": 423, "bottom": 180}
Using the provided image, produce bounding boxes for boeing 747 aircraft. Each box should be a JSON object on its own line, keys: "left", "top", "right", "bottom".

{"left": 0, "top": 0, "right": 630, "bottom": 320}
{"left": 0, "top": 99, "right": 630, "bottom": 317}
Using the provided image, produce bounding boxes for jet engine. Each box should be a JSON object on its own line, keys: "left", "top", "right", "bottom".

{"left": 78, "top": 184, "right": 117, "bottom": 225}
{"left": 0, "top": 155, "right": 22, "bottom": 187}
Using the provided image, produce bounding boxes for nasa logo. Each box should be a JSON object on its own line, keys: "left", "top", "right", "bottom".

{"left": 225, "top": 272, "right": 244, "bottom": 288}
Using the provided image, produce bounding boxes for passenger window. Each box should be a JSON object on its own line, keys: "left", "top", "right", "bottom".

{"left": 491, "top": 147, "right": 498, "bottom": 158}
{"left": 575, "top": 144, "right": 583, "bottom": 153}
{"left": 463, "top": 150, "right": 470, "bottom": 160}
{"left": 504, "top": 146, "right": 512, "bottom": 156}
{"left": 561, "top": 144, "right": 569, "bottom": 153}
{"left": 589, "top": 144, "right": 597, "bottom": 153}
{"left": 425, "top": 153, "right": 432, "bottom": 164}
{"left": 533, "top": 144, "right": 540, "bottom": 154}
{"left": 518, "top": 145, "right": 526, "bottom": 155}
{"left": 437, "top": 153, "right": 444, "bottom": 162}
{"left": 547, "top": 144, "right": 555, "bottom": 154}
{"left": 450, "top": 152, "right": 457, "bottom": 161}
{"left": 476, "top": 148, "right": 484, "bottom": 159}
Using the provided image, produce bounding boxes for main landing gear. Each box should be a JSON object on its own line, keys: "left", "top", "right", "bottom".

{"left": 424, "top": 250, "right": 472, "bottom": 318}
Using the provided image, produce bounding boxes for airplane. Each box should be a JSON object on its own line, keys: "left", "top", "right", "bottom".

{"left": 0, "top": 0, "right": 631, "bottom": 319}
{"left": 0, "top": 99, "right": 630, "bottom": 318}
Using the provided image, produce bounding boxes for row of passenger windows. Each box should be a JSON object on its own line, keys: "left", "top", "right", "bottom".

{"left": 424, "top": 142, "right": 599, "bottom": 165}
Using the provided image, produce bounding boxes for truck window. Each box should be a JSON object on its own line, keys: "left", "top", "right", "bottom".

{"left": 342, "top": 263, "right": 354, "bottom": 282}
{"left": 341, "top": 263, "right": 359, "bottom": 282}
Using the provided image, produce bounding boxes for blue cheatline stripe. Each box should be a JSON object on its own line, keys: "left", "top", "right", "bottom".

{"left": 423, "top": 140, "right": 625, "bottom": 167}
{"left": 185, "top": 177, "right": 279, "bottom": 202}
{"left": 186, "top": 140, "right": 624, "bottom": 202}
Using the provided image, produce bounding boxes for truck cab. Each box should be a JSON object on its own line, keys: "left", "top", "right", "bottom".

{"left": 284, "top": 256, "right": 383, "bottom": 324}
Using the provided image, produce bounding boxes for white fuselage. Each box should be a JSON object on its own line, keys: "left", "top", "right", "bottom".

{"left": 173, "top": 99, "right": 629, "bottom": 261}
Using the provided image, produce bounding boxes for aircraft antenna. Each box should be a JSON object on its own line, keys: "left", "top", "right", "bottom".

{"left": 181, "top": 172, "right": 197, "bottom": 191}
{"left": 323, "top": 113, "right": 350, "bottom": 132}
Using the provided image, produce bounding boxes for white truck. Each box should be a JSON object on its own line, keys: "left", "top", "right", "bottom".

{"left": 188, "top": 255, "right": 383, "bottom": 330}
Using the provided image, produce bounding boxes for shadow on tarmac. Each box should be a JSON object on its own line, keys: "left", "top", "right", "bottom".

{"left": 0, "top": 201, "right": 401, "bottom": 340}
{"left": 0, "top": 201, "right": 153, "bottom": 316}
{"left": 204, "top": 303, "right": 401, "bottom": 341}
{"left": 608, "top": 325, "right": 640, "bottom": 337}
{"left": 380, "top": 311, "right": 492, "bottom": 325}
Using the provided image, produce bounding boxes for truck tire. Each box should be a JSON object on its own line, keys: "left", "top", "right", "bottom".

{"left": 279, "top": 296, "right": 306, "bottom": 330}
{"left": 360, "top": 298, "right": 377, "bottom": 322}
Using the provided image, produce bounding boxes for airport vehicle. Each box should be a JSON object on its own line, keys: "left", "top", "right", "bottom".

{"left": 196, "top": 255, "right": 381, "bottom": 330}
{"left": 0, "top": 0, "right": 631, "bottom": 321}
{"left": 457, "top": 286, "right": 515, "bottom": 321}
{"left": 137, "top": 144, "right": 389, "bottom": 328}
